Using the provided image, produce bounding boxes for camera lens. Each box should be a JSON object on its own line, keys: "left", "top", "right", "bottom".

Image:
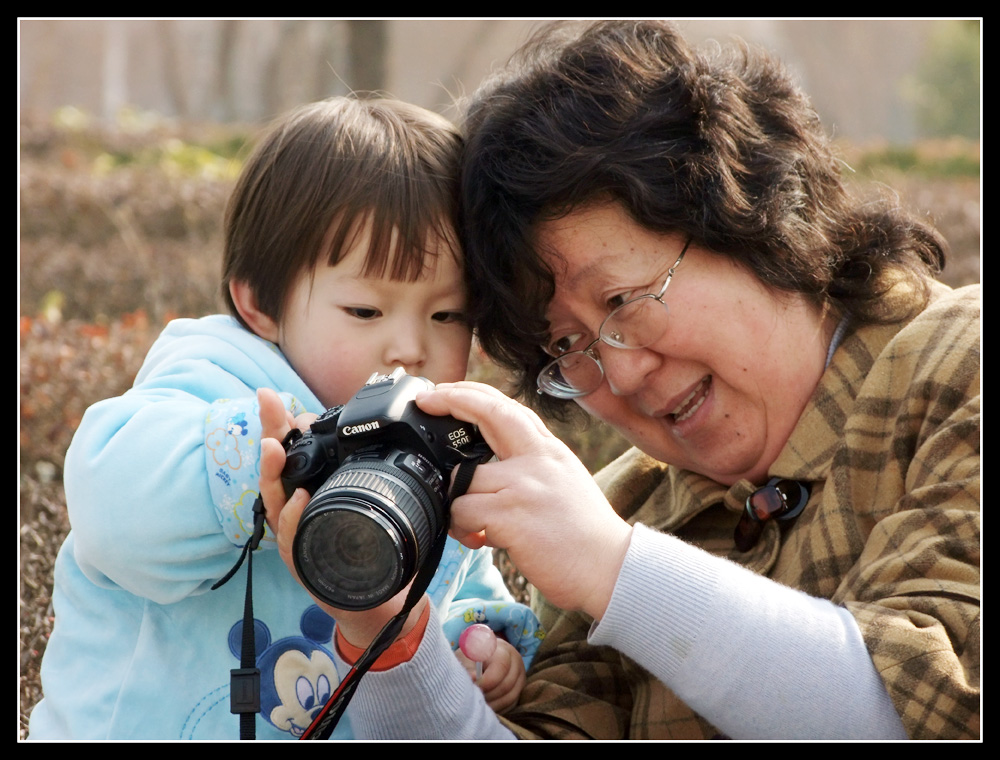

{"left": 311, "top": 507, "right": 402, "bottom": 598}
{"left": 292, "top": 453, "right": 444, "bottom": 610}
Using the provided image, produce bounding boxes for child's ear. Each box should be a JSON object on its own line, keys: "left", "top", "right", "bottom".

{"left": 229, "top": 280, "right": 280, "bottom": 343}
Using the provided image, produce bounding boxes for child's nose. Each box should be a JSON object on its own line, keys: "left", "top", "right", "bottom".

{"left": 382, "top": 320, "right": 427, "bottom": 371}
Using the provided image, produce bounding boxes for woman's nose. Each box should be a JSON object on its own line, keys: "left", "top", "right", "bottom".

{"left": 600, "top": 344, "right": 659, "bottom": 396}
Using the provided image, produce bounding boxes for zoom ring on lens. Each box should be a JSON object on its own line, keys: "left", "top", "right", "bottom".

{"left": 318, "top": 456, "right": 443, "bottom": 567}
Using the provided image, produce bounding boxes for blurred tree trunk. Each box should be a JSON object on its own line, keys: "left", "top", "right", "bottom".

{"left": 214, "top": 19, "right": 239, "bottom": 122}
{"left": 101, "top": 20, "right": 128, "bottom": 120}
{"left": 315, "top": 20, "right": 347, "bottom": 100}
{"left": 158, "top": 20, "right": 189, "bottom": 120}
{"left": 345, "top": 20, "right": 387, "bottom": 95}
{"left": 262, "top": 20, "right": 310, "bottom": 118}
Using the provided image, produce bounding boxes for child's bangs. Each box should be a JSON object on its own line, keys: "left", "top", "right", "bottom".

{"left": 322, "top": 201, "right": 458, "bottom": 282}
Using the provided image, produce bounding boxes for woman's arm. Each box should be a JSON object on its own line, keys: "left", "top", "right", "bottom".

{"left": 594, "top": 523, "right": 908, "bottom": 739}
{"left": 414, "top": 382, "right": 911, "bottom": 739}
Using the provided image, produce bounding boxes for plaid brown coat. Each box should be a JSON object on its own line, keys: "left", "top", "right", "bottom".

{"left": 500, "top": 283, "right": 980, "bottom": 740}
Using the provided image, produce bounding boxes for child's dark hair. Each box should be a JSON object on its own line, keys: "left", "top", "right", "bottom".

{"left": 222, "top": 96, "right": 462, "bottom": 328}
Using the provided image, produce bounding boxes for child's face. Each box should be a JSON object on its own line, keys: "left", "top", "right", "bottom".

{"left": 276, "top": 228, "right": 472, "bottom": 409}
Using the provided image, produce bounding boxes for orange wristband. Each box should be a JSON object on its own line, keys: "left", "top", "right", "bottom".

{"left": 335, "top": 604, "right": 431, "bottom": 672}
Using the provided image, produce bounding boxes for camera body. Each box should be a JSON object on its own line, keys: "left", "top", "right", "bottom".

{"left": 281, "top": 368, "right": 491, "bottom": 610}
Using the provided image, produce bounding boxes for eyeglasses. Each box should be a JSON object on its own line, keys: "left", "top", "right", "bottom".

{"left": 733, "top": 477, "right": 809, "bottom": 552}
{"left": 536, "top": 238, "right": 691, "bottom": 399}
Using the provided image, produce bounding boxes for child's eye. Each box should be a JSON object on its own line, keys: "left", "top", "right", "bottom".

{"left": 432, "top": 311, "right": 466, "bottom": 325}
{"left": 344, "top": 307, "right": 381, "bottom": 320}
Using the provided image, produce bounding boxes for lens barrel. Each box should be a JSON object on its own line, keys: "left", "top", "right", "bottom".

{"left": 292, "top": 452, "right": 444, "bottom": 610}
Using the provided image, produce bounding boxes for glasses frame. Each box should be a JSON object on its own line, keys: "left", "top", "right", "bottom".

{"left": 536, "top": 237, "right": 692, "bottom": 399}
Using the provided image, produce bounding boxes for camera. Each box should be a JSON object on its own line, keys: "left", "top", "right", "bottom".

{"left": 281, "top": 368, "right": 492, "bottom": 611}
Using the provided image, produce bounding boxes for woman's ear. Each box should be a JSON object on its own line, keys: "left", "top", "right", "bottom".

{"left": 229, "top": 280, "right": 280, "bottom": 343}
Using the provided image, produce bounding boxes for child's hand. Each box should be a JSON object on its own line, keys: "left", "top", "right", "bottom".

{"left": 457, "top": 625, "right": 526, "bottom": 714}
{"left": 256, "top": 388, "right": 316, "bottom": 536}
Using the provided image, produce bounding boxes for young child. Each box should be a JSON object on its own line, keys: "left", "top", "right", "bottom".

{"left": 28, "top": 97, "right": 541, "bottom": 741}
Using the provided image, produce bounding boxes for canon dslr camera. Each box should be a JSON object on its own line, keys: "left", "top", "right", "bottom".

{"left": 281, "top": 368, "right": 491, "bottom": 611}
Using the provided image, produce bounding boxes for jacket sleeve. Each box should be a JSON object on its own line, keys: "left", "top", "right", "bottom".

{"left": 65, "top": 381, "right": 253, "bottom": 604}
{"left": 345, "top": 604, "right": 516, "bottom": 740}
{"left": 835, "top": 291, "right": 980, "bottom": 739}
{"left": 63, "top": 321, "right": 315, "bottom": 606}
{"left": 435, "top": 543, "right": 545, "bottom": 669}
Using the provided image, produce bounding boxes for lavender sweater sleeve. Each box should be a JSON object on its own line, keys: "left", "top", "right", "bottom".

{"left": 343, "top": 603, "right": 516, "bottom": 740}
{"left": 344, "top": 524, "right": 907, "bottom": 739}
{"left": 589, "top": 523, "right": 907, "bottom": 739}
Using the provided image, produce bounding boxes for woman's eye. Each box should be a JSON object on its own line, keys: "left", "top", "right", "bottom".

{"left": 432, "top": 310, "right": 466, "bottom": 325}
{"left": 345, "top": 307, "right": 381, "bottom": 320}
{"left": 548, "top": 332, "right": 585, "bottom": 356}
{"left": 607, "top": 290, "right": 635, "bottom": 311}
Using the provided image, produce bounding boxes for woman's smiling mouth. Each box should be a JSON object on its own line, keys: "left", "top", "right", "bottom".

{"left": 668, "top": 375, "right": 712, "bottom": 423}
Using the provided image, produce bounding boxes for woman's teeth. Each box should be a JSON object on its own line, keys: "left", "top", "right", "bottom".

{"left": 670, "top": 376, "right": 711, "bottom": 423}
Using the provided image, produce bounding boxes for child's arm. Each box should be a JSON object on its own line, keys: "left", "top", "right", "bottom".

{"left": 63, "top": 317, "right": 321, "bottom": 605}
{"left": 65, "top": 387, "right": 255, "bottom": 603}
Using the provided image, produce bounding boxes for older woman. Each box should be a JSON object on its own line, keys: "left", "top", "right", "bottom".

{"left": 264, "top": 20, "right": 979, "bottom": 740}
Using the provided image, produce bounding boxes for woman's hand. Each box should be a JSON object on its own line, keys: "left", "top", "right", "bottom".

{"left": 256, "top": 388, "right": 427, "bottom": 648}
{"left": 416, "top": 381, "right": 633, "bottom": 620}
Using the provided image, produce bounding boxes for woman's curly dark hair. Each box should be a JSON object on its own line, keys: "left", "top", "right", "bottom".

{"left": 460, "top": 20, "right": 947, "bottom": 418}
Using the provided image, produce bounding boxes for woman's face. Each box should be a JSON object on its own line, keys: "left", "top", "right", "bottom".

{"left": 535, "top": 203, "right": 834, "bottom": 486}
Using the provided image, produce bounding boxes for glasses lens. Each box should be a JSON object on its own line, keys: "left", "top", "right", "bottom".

{"left": 602, "top": 296, "right": 669, "bottom": 349}
{"left": 538, "top": 352, "right": 603, "bottom": 398}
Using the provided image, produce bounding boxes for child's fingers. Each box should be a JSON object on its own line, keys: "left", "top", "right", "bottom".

{"left": 259, "top": 437, "right": 290, "bottom": 530}
{"left": 480, "top": 640, "right": 526, "bottom": 713}
{"left": 275, "top": 486, "right": 310, "bottom": 582}
{"left": 257, "top": 387, "right": 293, "bottom": 441}
{"left": 291, "top": 410, "right": 318, "bottom": 432}
{"left": 453, "top": 648, "right": 478, "bottom": 680}
{"left": 457, "top": 633, "right": 526, "bottom": 713}
{"left": 487, "top": 668, "right": 525, "bottom": 713}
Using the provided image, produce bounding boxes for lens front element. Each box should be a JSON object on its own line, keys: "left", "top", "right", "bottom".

{"left": 292, "top": 454, "right": 442, "bottom": 610}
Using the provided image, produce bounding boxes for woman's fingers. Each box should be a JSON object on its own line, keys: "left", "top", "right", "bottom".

{"left": 420, "top": 382, "right": 632, "bottom": 617}
{"left": 416, "top": 382, "right": 554, "bottom": 460}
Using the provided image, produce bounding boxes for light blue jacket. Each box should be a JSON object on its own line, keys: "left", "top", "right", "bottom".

{"left": 28, "top": 316, "right": 541, "bottom": 740}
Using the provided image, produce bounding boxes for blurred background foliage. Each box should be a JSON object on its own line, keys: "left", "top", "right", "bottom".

{"left": 902, "top": 19, "right": 980, "bottom": 139}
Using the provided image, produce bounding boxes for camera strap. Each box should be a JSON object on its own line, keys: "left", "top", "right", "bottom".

{"left": 213, "top": 454, "right": 486, "bottom": 740}
{"left": 211, "top": 494, "right": 268, "bottom": 740}
{"left": 299, "top": 454, "right": 486, "bottom": 740}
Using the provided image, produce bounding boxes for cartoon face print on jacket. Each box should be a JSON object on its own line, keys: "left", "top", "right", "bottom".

{"left": 228, "top": 605, "right": 338, "bottom": 738}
